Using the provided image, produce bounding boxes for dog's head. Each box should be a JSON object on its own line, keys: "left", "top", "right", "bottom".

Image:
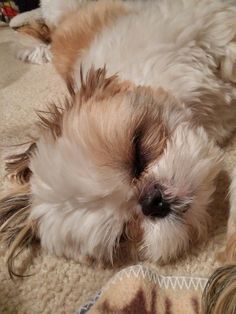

{"left": 29, "top": 68, "right": 222, "bottom": 263}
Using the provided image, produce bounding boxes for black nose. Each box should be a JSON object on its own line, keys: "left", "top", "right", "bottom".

{"left": 140, "top": 186, "right": 171, "bottom": 218}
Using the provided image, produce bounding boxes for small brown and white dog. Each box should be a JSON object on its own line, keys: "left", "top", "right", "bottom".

{"left": 2, "top": 0, "right": 236, "bottom": 310}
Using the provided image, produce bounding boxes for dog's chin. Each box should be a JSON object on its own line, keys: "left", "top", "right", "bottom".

{"left": 139, "top": 205, "right": 209, "bottom": 263}
{"left": 140, "top": 215, "right": 190, "bottom": 263}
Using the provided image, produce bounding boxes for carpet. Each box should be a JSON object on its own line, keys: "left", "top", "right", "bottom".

{"left": 0, "top": 25, "right": 235, "bottom": 314}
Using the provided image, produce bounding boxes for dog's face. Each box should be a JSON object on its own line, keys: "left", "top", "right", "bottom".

{"left": 30, "top": 69, "right": 222, "bottom": 263}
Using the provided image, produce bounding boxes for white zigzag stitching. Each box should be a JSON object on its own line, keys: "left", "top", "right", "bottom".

{"left": 102, "top": 264, "right": 208, "bottom": 295}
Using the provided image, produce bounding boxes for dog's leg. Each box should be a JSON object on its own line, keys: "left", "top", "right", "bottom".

{"left": 9, "top": 8, "right": 42, "bottom": 28}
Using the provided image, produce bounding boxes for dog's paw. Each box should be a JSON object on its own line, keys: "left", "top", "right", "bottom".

{"left": 10, "top": 12, "right": 33, "bottom": 28}
{"left": 15, "top": 45, "right": 52, "bottom": 64}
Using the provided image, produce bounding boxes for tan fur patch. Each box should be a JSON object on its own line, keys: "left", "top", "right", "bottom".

{"left": 17, "top": 21, "right": 51, "bottom": 44}
{"left": 37, "top": 66, "right": 133, "bottom": 140}
{"left": 62, "top": 74, "right": 169, "bottom": 183}
{"left": 38, "top": 65, "right": 169, "bottom": 185}
{"left": 51, "top": 0, "right": 130, "bottom": 84}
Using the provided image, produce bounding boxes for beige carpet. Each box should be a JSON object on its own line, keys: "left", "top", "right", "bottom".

{"left": 0, "top": 25, "right": 236, "bottom": 314}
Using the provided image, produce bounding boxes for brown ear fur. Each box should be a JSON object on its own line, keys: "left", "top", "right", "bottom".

{"left": 0, "top": 185, "right": 38, "bottom": 279}
{"left": 1, "top": 143, "right": 38, "bottom": 278}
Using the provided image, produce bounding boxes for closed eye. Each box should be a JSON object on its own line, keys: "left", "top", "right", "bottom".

{"left": 132, "top": 131, "right": 146, "bottom": 179}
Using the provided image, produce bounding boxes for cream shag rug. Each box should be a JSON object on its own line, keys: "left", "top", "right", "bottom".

{"left": 0, "top": 25, "right": 236, "bottom": 314}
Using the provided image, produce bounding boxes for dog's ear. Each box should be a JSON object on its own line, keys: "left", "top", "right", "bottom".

{"left": 0, "top": 184, "right": 38, "bottom": 279}
{"left": 1, "top": 142, "right": 39, "bottom": 278}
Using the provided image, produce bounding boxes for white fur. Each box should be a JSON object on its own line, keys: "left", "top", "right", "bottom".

{"left": 40, "top": 0, "right": 84, "bottom": 28}
{"left": 142, "top": 125, "right": 222, "bottom": 261}
{"left": 9, "top": 0, "right": 85, "bottom": 64}
{"left": 76, "top": 0, "right": 236, "bottom": 144}
{"left": 9, "top": 8, "right": 42, "bottom": 28}
{"left": 30, "top": 133, "right": 134, "bottom": 261}
{"left": 15, "top": 43, "right": 51, "bottom": 64}
{"left": 15, "top": 0, "right": 236, "bottom": 263}
{"left": 11, "top": 32, "right": 51, "bottom": 64}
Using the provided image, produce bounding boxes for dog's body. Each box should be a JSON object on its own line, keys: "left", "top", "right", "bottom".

{"left": 3, "top": 1, "right": 236, "bottom": 307}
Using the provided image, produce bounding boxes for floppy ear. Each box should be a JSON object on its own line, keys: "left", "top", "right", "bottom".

{"left": 1, "top": 142, "right": 39, "bottom": 278}
{"left": 0, "top": 185, "right": 38, "bottom": 279}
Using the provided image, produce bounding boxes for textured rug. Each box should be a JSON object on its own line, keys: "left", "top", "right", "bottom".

{"left": 0, "top": 25, "right": 236, "bottom": 314}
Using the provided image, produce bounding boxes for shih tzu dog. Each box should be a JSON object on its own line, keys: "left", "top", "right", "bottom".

{"left": 2, "top": 0, "right": 236, "bottom": 310}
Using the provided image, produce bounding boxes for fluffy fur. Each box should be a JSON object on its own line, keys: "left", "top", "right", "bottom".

{"left": 4, "top": 0, "right": 236, "bottom": 310}
{"left": 9, "top": 0, "right": 87, "bottom": 64}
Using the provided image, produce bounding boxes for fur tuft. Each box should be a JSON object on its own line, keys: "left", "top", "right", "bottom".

{"left": 202, "top": 265, "right": 236, "bottom": 314}
{"left": 12, "top": 21, "right": 52, "bottom": 64}
{"left": 5, "top": 143, "right": 36, "bottom": 184}
{"left": 79, "top": 66, "right": 130, "bottom": 101}
{"left": 37, "top": 103, "right": 70, "bottom": 139}
{"left": 0, "top": 186, "right": 38, "bottom": 278}
{"left": 1, "top": 143, "right": 38, "bottom": 278}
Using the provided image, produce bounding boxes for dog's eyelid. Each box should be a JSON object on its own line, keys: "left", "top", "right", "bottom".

{"left": 132, "top": 130, "right": 146, "bottom": 179}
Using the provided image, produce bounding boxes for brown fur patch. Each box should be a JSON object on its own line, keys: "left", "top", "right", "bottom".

{"left": 51, "top": 0, "right": 130, "bottom": 84}
{"left": 0, "top": 185, "right": 38, "bottom": 278}
{"left": 37, "top": 100, "right": 71, "bottom": 139}
{"left": 2, "top": 143, "right": 38, "bottom": 278}
{"left": 217, "top": 233, "right": 236, "bottom": 263}
{"left": 78, "top": 66, "right": 133, "bottom": 103}
{"left": 65, "top": 82, "right": 169, "bottom": 182}
{"left": 17, "top": 21, "right": 51, "bottom": 44}
{"left": 37, "top": 66, "right": 133, "bottom": 140}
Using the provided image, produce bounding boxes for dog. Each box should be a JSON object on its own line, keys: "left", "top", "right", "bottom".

{"left": 2, "top": 0, "right": 236, "bottom": 311}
